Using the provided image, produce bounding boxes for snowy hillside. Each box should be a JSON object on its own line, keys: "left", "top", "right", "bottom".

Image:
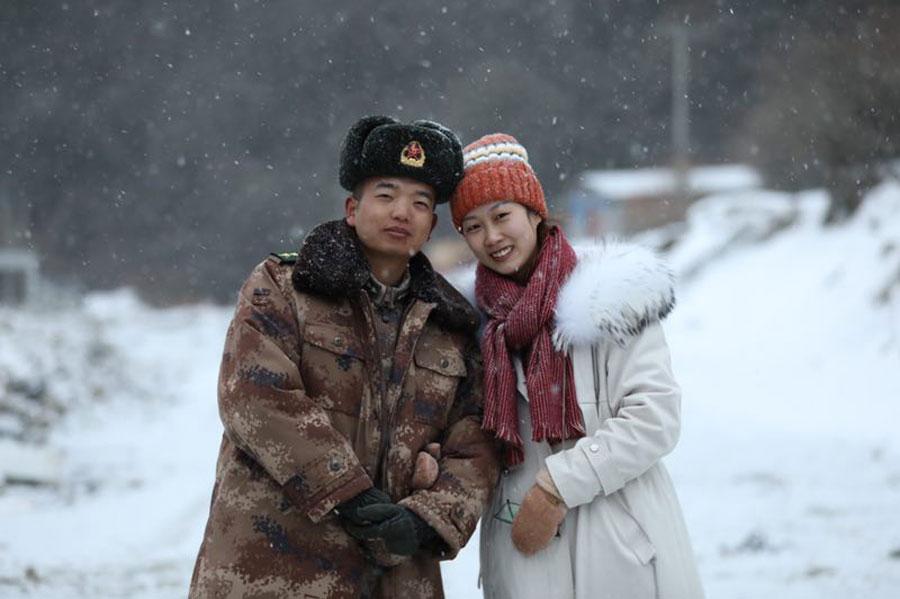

{"left": 660, "top": 183, "right": 900, "bottom": 598}
{"left": 1, "top": 183, "right": 898, "bottom": 598}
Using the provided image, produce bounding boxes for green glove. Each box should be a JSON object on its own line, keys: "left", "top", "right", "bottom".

{"left": 343, "top": 503, "right": 438, "bottom": 556}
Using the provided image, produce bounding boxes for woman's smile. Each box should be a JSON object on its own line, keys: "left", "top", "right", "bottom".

{"left": 489, "top": 246, "right": 514, "bottom": 260}
{"left": 461, "top": 201, "right": 542, "bottom": 276}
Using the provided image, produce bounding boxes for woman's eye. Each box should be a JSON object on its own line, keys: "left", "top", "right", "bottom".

{"left": 495, "top": 212, "right": 509, "bottom": 220}
{"left": 464, "top": 224, "right": 480, "bottom": 234}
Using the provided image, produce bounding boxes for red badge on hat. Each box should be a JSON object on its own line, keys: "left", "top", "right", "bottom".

{"left": 400, "top": 141, "right": 426, "bottom": 167}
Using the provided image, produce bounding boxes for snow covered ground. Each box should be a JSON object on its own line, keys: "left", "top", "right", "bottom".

{"left": 1, "top": 183, "right": 898, "bottom": 598}
{"left": 1, "top": 292, "right": 231, "bottom": 597}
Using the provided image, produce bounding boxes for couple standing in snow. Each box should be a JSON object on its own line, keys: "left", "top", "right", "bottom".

{"left": 188, "top": 115, "right": 703, "bottom": 599}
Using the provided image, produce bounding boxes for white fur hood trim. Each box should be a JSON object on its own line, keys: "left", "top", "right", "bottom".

{"left": 443, "top": 240, "right": 675, "bottom": 348}
{"left": 554, "top": 241, "right": 675, "bottom": 348}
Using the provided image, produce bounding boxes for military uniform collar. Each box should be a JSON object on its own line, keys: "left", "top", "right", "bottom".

{"left": 291, "top": 219, "right": 479, "bottom": 333}
{"left": 365, "top": 270, "right": 411, "bottom": 310}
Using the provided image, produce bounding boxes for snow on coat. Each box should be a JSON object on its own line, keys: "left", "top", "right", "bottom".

{"left": 189, "top": 220, "right": 500, "bottom": 599}
{"left": 465, "top": 240, "right": 704, "bottom": 599}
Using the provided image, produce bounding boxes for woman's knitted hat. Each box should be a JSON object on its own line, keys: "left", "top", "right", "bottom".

{"left": 449, "top": 133, "right": 547, "bottom": 231}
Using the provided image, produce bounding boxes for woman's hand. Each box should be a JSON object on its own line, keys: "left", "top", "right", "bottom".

{"left": 511, "top": 465, "right": 567, "bottom": 555}
{"left": 411, "top": 442, "right": 441, "bottom": 490}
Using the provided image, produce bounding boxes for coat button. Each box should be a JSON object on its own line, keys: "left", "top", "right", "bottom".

{"left": 333, "top": 336, "right": 344, "bottom": 347}
{"left": 589, "top": 443, "right": 600, "bottom": 453}
{"left": 453, "top": 505, "right": 465, "bottom": 518}
{"left": 329, "top": 459, "right": 342, "bottom": 472}
{"left": 440, "top": 358, "right": 450, "bottom": 368}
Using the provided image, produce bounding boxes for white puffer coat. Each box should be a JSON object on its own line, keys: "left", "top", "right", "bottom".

{"left": 465, "top": 241, "right": 704, "bottom": 599}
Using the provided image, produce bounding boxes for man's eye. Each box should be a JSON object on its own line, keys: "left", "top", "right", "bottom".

{"left": 414, "top": 200, "right": 431, "bottom": 209}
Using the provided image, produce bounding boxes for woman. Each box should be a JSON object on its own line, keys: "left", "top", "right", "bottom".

{"left": 448, "top": 133, "right": 704, "bottom": 599}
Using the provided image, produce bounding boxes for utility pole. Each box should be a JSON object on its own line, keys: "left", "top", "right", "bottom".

{"left": 671, "top": 23, "right": 691, "bottom": 208}
{"left": 0, "top": 193, "right": 14, "bottom": 247}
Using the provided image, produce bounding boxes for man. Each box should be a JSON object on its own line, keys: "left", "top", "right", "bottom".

{"left": 189, "top": 116, "right": 500, "bottom": 599}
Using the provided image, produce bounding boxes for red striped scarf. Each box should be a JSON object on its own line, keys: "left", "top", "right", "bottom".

{"left": 476, "top": 226, "right": 585, "bottom": 466}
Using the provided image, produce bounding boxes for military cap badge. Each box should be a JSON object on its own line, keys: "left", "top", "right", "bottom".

{"left": 400, "top": 141, "right": 426, "bottom": 167}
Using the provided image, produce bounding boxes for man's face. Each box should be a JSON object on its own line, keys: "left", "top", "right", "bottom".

{"left": 345, "top": 177, "right": 438, "bottom": 265}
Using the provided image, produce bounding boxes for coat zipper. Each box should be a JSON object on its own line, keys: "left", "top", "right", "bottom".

{"left": 377, "top": 300, "right": 426, "bottom": 491}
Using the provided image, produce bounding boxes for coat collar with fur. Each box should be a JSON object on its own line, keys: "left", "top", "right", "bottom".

{"left": 448, "top": 240, "right": 675, "bottom": 347}
{"left": 292, "top": 219, "right": 480, "bottom": 333}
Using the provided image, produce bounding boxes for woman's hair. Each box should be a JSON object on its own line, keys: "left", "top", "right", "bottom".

{"left": 531, "top": 208, "right": 562, "bottom": 246}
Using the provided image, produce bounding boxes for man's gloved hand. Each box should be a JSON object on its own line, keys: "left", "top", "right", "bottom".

{"left": 343, "top": 503, "right": 438, "bottom": 556}
{"left": 334, "top": 487, "right": 393, "bottom": 527}
{"left": 335, "top": 488, "right": 407, "bottom": 567}
{"left": 510, "top": 464, "right": 568, "bottom": 556}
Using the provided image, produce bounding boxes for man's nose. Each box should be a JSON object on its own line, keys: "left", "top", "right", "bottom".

{"left": 390, "top": 199, "right": 411, "bottom": 221}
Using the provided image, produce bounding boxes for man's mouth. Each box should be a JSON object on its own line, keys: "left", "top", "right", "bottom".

{"left": 384, "top": 227, "right": 411, "bottom": 238}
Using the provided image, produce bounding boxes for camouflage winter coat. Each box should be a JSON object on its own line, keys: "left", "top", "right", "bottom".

{"left": 189, "top": 220, "right": 500, "bottom": 599}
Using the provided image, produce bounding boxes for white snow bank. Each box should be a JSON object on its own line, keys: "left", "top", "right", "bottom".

{"left": 0, "top": 292, "right": 232, "bottom": 598}
{"left": 662, "top": 181, "right": 900, "bottom": 598}
{"left": 0, "top": 290, "right": 148, "bottom": 442}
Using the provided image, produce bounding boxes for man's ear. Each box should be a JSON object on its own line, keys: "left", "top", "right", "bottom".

{"left": 428, "top": 212, "right": 438, "bottom": 240}
{"left": 345, "top": 196, "right": 358, "bottom": 227}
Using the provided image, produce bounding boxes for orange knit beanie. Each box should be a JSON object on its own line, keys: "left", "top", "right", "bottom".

{"left": 450, "top": 133, "right": 547, "bottom": 231}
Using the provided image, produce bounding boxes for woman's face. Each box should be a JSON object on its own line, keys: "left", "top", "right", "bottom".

{"left": 460, "top": 202, "right": 543, "bottom": 276}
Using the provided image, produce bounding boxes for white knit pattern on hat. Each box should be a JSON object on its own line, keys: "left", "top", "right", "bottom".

{"left": 463, "top": 141, "right": 529, "bottom": 169}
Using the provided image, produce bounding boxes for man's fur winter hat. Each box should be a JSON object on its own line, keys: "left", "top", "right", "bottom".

{"left": 339, "top": 115, "right": 464, "bottom": 204}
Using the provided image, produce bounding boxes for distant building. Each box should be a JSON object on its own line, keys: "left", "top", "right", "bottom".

{"left": 564, "top": 164, "right": 762, "bottom": 237}
{"left": 0, "top": 249, "right": 39, "bottom": 305}
{"left": 0, "top": 191, "right": 39, "bottom": 305}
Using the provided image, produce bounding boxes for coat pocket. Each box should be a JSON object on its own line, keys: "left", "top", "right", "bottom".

{"left": 300, "top": 322, "right": 366, "bottom": 416}
{"left": 609, "top": 493, "right": 656, "bottom": 566}
{"left": 411, "top": 345, "right": 466, "bottom": 427}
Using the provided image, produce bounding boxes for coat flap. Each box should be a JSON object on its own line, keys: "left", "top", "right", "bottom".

{"left": 414, "top": 344, "right": 467, "bottom": 377}
{"left": 513, "top": 355, "right": 529, "bottom": 401}
{"left": 302, "top": 322, "right": 366, "bottom": 359}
